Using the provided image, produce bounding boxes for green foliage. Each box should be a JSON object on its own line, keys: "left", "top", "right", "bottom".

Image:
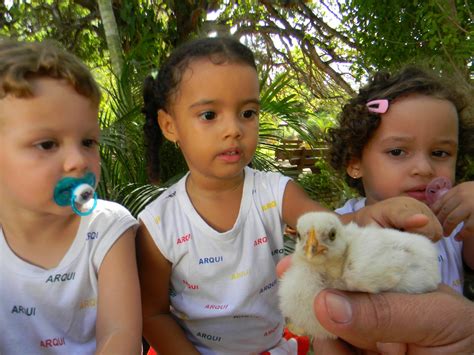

{"left": 1, "top": 0, "right": 106, "bottom": 67}
{"left": 96, "top": 57, "right": 150, "bottom": 202}
{"left": 341, "top": 0, "right": 473, "bottom": 78}
{"left": 296, "top": 160, "right": 356, "bottom": 209}
{"left": 115, "top": 183, "right": 166, "bottom": 217}
{"left": 116, "top": 0, "right": 173, "bottom": 64}
{"left": 462, "top": 157, "right": 474, "bottom": 182}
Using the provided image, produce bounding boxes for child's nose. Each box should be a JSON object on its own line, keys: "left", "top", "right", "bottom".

{"left": 63, "top": 146, "right": 88, "bottom": 173}
{"left": 223, "top": 116, "right": 243, "bottom": 139}
{"left": 411, "top": 154, "right": 435, "bottom": 177}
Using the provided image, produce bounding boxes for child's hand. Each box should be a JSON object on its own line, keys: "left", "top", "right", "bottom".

{"left": 354, "top": 196, "right": 443, "bottom": 241}
{"left": 431, "top": 181, "right": 474, "bottom": 241}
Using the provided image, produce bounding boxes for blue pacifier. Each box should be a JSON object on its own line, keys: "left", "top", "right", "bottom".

{"left": 53, "top": 172, "right": 98, "bottom": 216}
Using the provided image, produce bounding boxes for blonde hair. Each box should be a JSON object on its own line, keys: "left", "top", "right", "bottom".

{"left": 0, "top": 37, "right": 100, "bottom": 105}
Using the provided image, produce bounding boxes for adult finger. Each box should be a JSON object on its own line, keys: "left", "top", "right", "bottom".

{"left": 313, "top": 287, "right": 474, "bottom": 353}
{"left": 311, "top": 337, "right": 354, "bottom": 355}
{"left": 312, "top": 338, "right": 406, "bottom": 355}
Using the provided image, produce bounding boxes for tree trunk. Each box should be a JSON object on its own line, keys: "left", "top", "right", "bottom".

{"left": 98, "top": 0, "right": 123, "bottom": 77}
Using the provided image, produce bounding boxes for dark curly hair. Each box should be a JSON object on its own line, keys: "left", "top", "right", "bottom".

{"left": 327, "top": 66, "right": 473, "bottom": 196}
{"left": 142, "top": 36, "right": 257, "bottom": 183}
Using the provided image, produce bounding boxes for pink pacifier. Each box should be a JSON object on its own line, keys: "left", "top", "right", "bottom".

{"left": 425, "top": 177, "right": 452, "bottom": 205}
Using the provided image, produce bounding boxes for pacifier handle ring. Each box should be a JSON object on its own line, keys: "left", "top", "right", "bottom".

{"left": 71, "top": 192, "right": 98, "bottom": 216}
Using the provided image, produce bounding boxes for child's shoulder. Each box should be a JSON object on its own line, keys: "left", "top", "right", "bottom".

{"left": 245, "top": 166, "right": 290, "bottom": 185}
{"left": 138, "top": 177, "right": 184, "bottom": 217}
{"left": 94, "top": 199, "right": 134, "bottom": 216}
{"left": 90, "top": 200, "right": 137, "bottom": 228}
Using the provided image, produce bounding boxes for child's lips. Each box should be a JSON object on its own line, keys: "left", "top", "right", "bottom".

{"left": 218, "top": 148, "right": 242, "bottom": 162}
{"left": 405, "top": 186, "right": 428, "bottom": 201}
{"left": 220, "top": 149, "right": 239, "bottom": 155}
{"left": 219, "top": 147, "right": 241, "bottom": 155}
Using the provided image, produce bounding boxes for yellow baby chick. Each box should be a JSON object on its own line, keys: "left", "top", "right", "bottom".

{"left": 278, "top": 211, "right": 440, "bottom": 339}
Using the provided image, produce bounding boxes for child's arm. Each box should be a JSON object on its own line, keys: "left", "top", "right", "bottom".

{"left": 136, "top": 223, "right": 200, "bottom": 355}
{"left": 346, "top": 196, "right": 443, "bottom": 241}
{"left": 431, "top": 181, "right": 474, "bottom": 269}
{"left": 282, "top": 181, "right": 329, "bottom": 229}
{"left": 95, "top": 227, "right": 142, "bottom": 355}
{"left": 282, "top": 181, "right": 442, "bottom": 240}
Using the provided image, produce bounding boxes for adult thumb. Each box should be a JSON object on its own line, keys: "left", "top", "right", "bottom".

{"left": 313, "top": 287, "right": 474, "bottom": 353}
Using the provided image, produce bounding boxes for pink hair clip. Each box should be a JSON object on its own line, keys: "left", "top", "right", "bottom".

{"left": 367, "top": 99, "right": 389, "bottom": 114}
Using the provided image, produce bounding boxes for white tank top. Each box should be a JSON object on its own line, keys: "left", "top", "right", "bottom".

{"left": 139, "top": 167, "right": 291, "bottom": 354}
{"left": 0, "top": 200, "right": 138, "bottom": 354}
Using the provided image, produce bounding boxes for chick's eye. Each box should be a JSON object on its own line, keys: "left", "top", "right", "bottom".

{"left": 36, "top": 141, "right": 57, "bottom": 151}
{"left": 328, "top": 229, "right": 336, "bottom": 241}
{"left": 199, "top": 111, "right": 216, "bottom": 121}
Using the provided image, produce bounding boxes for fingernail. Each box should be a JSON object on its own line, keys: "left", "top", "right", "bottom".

{"left": 325, "top": 291, "right": 352, "bottom": 324}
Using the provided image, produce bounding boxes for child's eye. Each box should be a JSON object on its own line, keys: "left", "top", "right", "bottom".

{"left": 35, "top": 141, "right": 57, "bottom": 151}
{"left": 199, "top": 111, "right": 216, "bottom": 121}
{"left": 83, "top": 139, "right": 98, "bottom": 148}
{"left": 432, "top": 150, "right": 450, "bottom": 158}
{"left": 241, "top": 110, "right": 258, "bottom": 120}
{"left": 388, "top": 148, "right": 405, "bottom": 157}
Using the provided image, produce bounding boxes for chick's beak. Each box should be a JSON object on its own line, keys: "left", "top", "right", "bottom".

{"left": 317, "top": 243, "right": 328, "bottom": 255}
{"left": 303, "top": 228, "right": 327, "bottom": 259}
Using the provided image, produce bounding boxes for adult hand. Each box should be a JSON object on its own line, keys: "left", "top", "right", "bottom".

{"left": 354, "top": 196, "right": 443, "bottom": 241}
{"left": 431, "top": 181, "right": 474, "bottom": 240}
{"left": 313, "top": 286, "right": 474, "bottom": 354}
{"left": 276, "top": 256, "right": 474, "bottom": 354}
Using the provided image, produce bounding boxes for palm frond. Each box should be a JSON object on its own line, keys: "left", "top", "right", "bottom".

{"left": 115, "top": 183, "right": 165, "bottom": 217}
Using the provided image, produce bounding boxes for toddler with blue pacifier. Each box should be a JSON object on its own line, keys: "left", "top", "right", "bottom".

{"left": 0, "top": 38, "right": 142, "bottom": 354}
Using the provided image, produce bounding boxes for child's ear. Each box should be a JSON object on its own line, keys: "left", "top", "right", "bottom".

{"left": 157, "top": 109, "right": 178, "bottom": 142}
{"left": 346, "top": 159, "right": 362, "bottom": 179}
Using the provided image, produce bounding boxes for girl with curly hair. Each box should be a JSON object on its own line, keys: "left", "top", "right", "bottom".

{"left": 327, "top": 66, "right": 474, "bottom": 294}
